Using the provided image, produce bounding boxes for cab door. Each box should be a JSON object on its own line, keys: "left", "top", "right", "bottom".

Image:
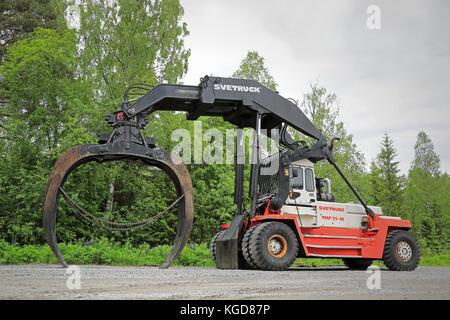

{"left": 286, "top": 166, "right": 316, "bottom": 206}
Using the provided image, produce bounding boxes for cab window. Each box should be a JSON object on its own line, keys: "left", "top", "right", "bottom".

{"left": 305, "top": 168, "right": 314, "bottom": 192}
{"left": 290, "top": 167, "right": 303, "bottom": 189}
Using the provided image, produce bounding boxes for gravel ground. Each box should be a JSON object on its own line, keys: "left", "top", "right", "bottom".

{"left": 0, "top": 264, "right": 449, "bottom": 300}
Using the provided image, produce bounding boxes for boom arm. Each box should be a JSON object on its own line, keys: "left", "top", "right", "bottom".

{"left": 122, "top": 76, "right": 326, "bottom": 143}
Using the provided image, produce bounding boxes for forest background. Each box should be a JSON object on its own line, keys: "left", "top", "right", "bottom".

{"left": 0, "top": 0, "right": 447, "bottom": 265}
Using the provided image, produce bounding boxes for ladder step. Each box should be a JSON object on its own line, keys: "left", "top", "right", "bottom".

{"left": 306, "top": 245, "right": 361, "bottom": 249}
{"left": 304, "top": 234, "right": 375, "bottom": 240}
{"left": 308, "top": 253, "right": 362, "bottom": 258}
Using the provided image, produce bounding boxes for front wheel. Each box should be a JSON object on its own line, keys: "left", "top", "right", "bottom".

{"left": 242, "top": 221, "right": 298, "bottom": 271}
{"left": 382, "top": 230, "right": 420, "bottom": 271}
{"left": 209, "top": 230, "right": 224, "bottom": 263}
{"left": 210, "top": 230, "right": 251, "bottom": 269}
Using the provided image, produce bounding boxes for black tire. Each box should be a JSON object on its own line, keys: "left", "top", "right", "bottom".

{"left": 210, "top": 229, "right": 252, "bottom": 269}
{"left": 241, "top": 225, "right": 259, "bottom": 269}
{"left": 382, "top": 230, "right": 420, "bottom": 271}
{"left": 209, "top": 230, "right": 225, "bottom": 263}
{"left": 342, "top": 258, "right": 373, "bottom": 270}
{"left": 242, "top": 221, "right": 298, "bottom": 271}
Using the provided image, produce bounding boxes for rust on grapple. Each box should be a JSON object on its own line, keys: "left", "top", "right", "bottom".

{"left": 42, "top": 143, "right": 194, "bottom": 269}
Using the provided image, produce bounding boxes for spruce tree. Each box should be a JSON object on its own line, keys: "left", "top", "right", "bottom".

{"left": 369, "top": 133, "right": 403, "bottom": 217}
{"left": 232, "top": 50, "right": 277, "bottom": 90}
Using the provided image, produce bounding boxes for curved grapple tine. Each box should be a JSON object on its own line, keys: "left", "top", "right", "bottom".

{"left": 42, "top": 144, "right": 194, "bottom": 268}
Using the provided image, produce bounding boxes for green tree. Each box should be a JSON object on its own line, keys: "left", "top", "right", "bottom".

{"left": 26, "top": 0, "right": 194, "bottom": 246}
{"left": 369, "top": 133, "right": 403, "bottom": 217}
{"left": 76, "top": 0, "right": 190, "bottom": 106}
{"left": 299, "top": 82, "right": 368, "bottom": 203}
{"left": 411, "top": 132, "right": 440, "bottom": 176}
{"left": 232, "top": 50, "right": 277, "bottom": 90}
{"left": 407, "top": 132, "right": 441, "bottom": 221}
{"left": 0, "top": 27, "right": 95, "bottom": 244}
{"left": 403, "top": 131, "right": 449, "bottom": 253}
{"left": 0, "top": 0, "right": 59, "bottom": 62}
{"left": 143, "top": 112, "right": 237, "bottom": 244}
{"left": 368, "top": 159, "right": 382, "bottom": 204}
{"left": 0, "top": 1, "right": 193, "bottom": 247}
{"left": 1, "top": 28, "right": 96, "bottom": 155}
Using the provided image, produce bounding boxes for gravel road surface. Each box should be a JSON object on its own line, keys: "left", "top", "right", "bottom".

{"left": 0, "top": 264, "right": 449, "bottom": 300}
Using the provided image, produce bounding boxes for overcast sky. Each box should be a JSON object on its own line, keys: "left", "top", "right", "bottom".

{"left": 179, "top": 0, "right": 450, "bottom": 175}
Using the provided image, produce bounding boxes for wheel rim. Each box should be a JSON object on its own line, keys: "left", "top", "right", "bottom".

{"left": 395, "top": 241, "right": 412, "bottom": 262}
{"left": 267, "top": 234, "right": 287, "bottom": 258}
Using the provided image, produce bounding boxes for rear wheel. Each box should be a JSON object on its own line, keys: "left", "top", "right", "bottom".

{"left": 383, "top": 230, "right": 420, "bottom": 271}
{"left": 242, "top": 222, "right": 298, "bottom": 271}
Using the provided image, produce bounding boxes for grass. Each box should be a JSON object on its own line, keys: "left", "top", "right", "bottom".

{"left": 0, "top": 238, "right": 215, "bottom": 267}
{"left": 0, "top": 239, "right": 448, "bottom": 267}
{"left": 418, "top": 254, "right": 450, "bottom": 267}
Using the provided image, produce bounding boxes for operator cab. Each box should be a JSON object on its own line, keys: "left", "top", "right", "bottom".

{"left": 287, "top": 159, "right": 316, "bottom": 206}
{"left": 287, "top": 159, "right": 336, "bottom": 206}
